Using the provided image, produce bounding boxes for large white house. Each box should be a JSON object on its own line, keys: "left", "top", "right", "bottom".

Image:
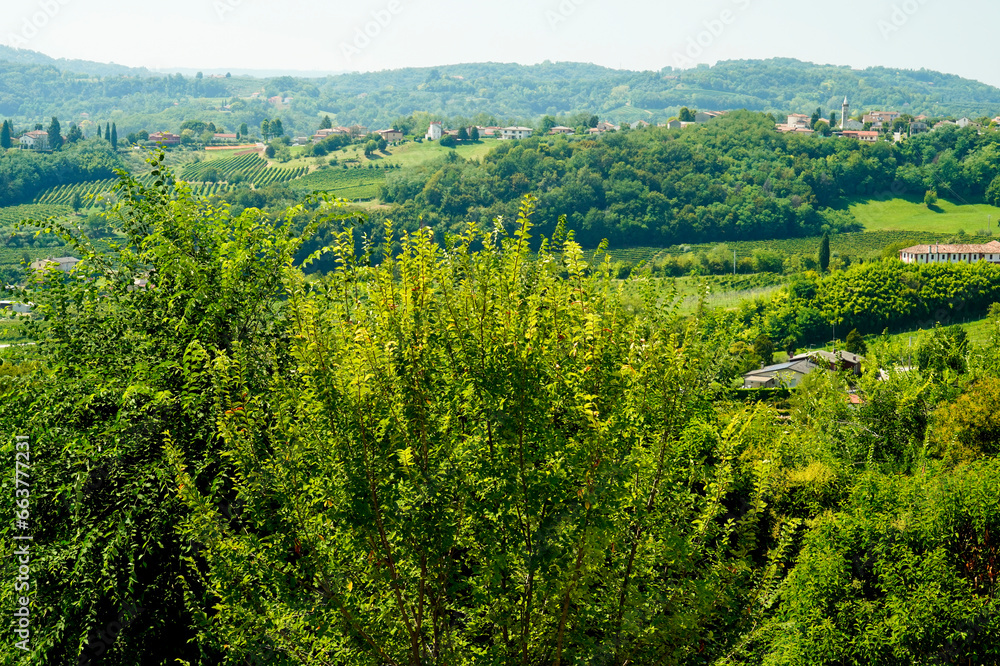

{"left": 19, "top": 130, "right": 49, "bottom": 150}
{"left": 899, "top": 241, "right": 1000, "bottom": 265}
{"left": 500, "top": 126, "right": 534, "bottom": 140}
{"left": 425, "top": 122, "right": 443, "bottom": 141}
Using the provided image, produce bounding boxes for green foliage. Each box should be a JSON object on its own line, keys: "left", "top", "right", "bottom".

{"left": 924, "top": 188, "right": 938, "bottom": 207}
{"left": 916, "top": 324, "right": 969, "bottom": 376}
{"left": 845, "top": 328, "right": 867, "bottom": 355}
{"left": 0, "top": 151, "right": 340, "bottom": 664}
{"left": 165, "top": 199, "right": 777, "bottom": 665}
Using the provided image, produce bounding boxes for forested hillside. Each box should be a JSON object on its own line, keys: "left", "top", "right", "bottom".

{"left": 369, "top": 111, "right": 1000, "bottom": 247}
{"left": 1, "top": 50, "right": 1000, "bottom": 137}
{"left": 1, "top": 165, "right": 998, "bottom": 664}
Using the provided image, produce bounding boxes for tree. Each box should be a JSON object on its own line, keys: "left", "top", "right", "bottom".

{"left": 47, "top": 116, "right": 63, "bottom": 150}
{"left": 924, "top": 189, "right": 938, "bottom": 207}
{"left": 471, "top": 126, "right": 480, "bottom": 141}
{"left": 845, "top": 329, "right": 867, "bottom": 355}
{"left": 0, "top": 120, "right": 10, "bottom": 149}
{"left": 457, "top": 127, "right": 469, "bottom": 141}
{"left": 440, "top": 134, "right": 457, "bottom": 148}
{"left": 70, "top": 191, "right": 82, "bottom": 213}
{"left": 377, "top": 137, "right": 388, "bottom": 152}
{"left": 819, "top": 232, "right": 831, "bottom": 272}
{"left": 196, "top": 71, "right": 203, "bottom": 79}
{"left": 106, "top": 122, "right": 111, "bottom": 141}
{"left": 364, "top": 139, "right": 378, "bottom": 157}
{"left": 540, "top": 115, "right": 557, "bottom": 134}
{"left": 239, "top": 122, "right": 248, "bottom": 138}
{"left": 679, "top": 107, "right": 696, "bottom": 122}
{"left": 810, "top": 107, "right": 822, "bottom": 128}
{"left": 270, "top": 118, "right": 284, "bottom": 138}
{"left": 264, "top": 144, "right": 276, "bottom": 158}
{"left": 110, "top": 123, "right": 118, "bottom": 150}
{"left": 96, "top": 124, "right": 103, "bottom": 140}
{"left": 66, "top": 123, "right": 83, "bottom": 144}
{"left": 813, "top": 120, "right": 831, "bottom": 136}
{"left": 753, "top": 334, "right": 775, "bottom": 367}
{"left": 319, "top": 115, "right": 332, "bottom": 130}
{"left": 260, "top": 119, "right": 270, "bottom": 141}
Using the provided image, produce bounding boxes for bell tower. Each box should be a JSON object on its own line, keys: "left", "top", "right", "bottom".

{"left": 841, "top": 96, "right": 849, "bottom": 129}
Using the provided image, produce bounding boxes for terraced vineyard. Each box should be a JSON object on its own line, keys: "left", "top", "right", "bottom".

{"left": 291, "top": 168, "right": 385, "bottom": 200}
{"left": 34, "top": 179, "right": 128, "bottom": 206}
{"left": 181, "top": 153, "right": 307, "bottom": 186}
{"left": 0, "top": 204, "right": 72, "bottom": 226}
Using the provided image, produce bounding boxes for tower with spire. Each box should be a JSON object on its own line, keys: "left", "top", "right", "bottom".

{"left": 841, "top": 96, "right": 849, "bottom": 130}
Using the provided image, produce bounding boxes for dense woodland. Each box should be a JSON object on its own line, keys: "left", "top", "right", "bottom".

{"left": 366, "top": 112, "right": 1000, "bottom": 248}
{"left": 2, "top": 52, "right": 1000, "bottom": 137}
{"left": 1, "top": 162, "right": 999, "bottom": 664}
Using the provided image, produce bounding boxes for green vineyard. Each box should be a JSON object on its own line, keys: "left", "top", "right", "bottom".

{"left": 291, "top": 168, "right": 385, "bottom": 200}
{"left": 180, "top": 153, "right": 307, "bottom": 186}
{"left": 34, "top": 179, "right": 127, "bottom": 206}
{"left": 0, "top": 204, "right": 72, "bottom": 227}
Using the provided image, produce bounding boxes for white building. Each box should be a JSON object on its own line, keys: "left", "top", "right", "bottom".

{"left": 899, "top": 241, "right": 1000, "bottom": 265}
{"left": 19, "top": 130, "right": 49, "bottom": 150}
{"left": 500, "top": 126, "right": 534, "bottom": 140}
{"left": 425, "top": 122, "right": 443, "bottom": 141}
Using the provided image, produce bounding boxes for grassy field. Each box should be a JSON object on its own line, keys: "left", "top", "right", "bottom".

{"left": 849, "top": 196, "right": 1000, "bottom": 235}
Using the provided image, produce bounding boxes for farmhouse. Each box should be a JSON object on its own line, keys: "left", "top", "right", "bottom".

{"left": 30, "top": 256, "right": 80, "bottom": 273}
{"left": 376, "top": 128, "right": 403, "bottom": 142}
{"left": 148, "top": 132, "right": 181, "bottom": 146}
{"left": 898, "top": 240, "right": 1000, "bottom": 265}
{"left": 425, "top": 122, "right": 443, "bottom": 141}
{"left": 500, "top": 126, "right": 534, "bottom": 140}
{"left": 19, "top": 130, "right": 49, "bottom": 150}
{"left": 695, "top": 111, "right": 725, "bottom": 123}
{"left": 743, "top": 350, "right": 866, "bottom": 389}
{"left": 743, "top": 358, "right": 820, "bottom": 389}
{"left": 549, "top": 125, "right": 575, "bottom": 135}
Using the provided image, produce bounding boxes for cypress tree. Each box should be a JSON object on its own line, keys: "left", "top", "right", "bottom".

{"left": 819, "top": 232, "right": 831, "bottom": 272}
{"left": 106, "top": 123, "right": 111, "bottom": 141}
{"left": 0, "top": 120, "right": 10, "bottom": 149}
{"left": 111, "top": 123, "right": 118, "bottom": 150}
{"left": 47, "top": 117, "right": 63, "bottom": 150}
{"left": 97, "top": 124, "right": 102, "bottom": 139}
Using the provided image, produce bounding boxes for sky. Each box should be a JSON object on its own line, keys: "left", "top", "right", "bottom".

{"left": 1, "top": 0, "right": 998, "bottom": 87}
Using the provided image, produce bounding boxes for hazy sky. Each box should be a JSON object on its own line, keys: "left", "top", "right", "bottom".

{"left": 2, "top": 0, "right": 997, "bottom": 86}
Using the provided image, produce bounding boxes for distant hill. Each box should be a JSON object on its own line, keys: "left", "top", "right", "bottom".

{"left": 0, "top": 45, "right": 151, "bottom": 78}
{"left": 0, "top": 51, "right": 998, "bottom": 137}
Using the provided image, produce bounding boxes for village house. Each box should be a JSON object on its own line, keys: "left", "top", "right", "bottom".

{"left": 30, "top": 256, "right": 80, "bottom": 273}
{"left": 743, "top": 358, "right": 819, "bottom": 389}
{"left": 695, "top": 111, "right": 725, "bottom": 123}
{"left": 549, "top": 125, "right": 575, "bottom": 135}
{"left": 500, "top": 126, "right": 534, "bottom": 140}
{"left": 743, "top": 350, "right": 866, "bottom": 388}
{"left": 665, "top": 120, "right": 697, "bottom": 130}
{"left": 425, "top": 121, "right": 443, "bottom": 141}
{"left": 841, "top": 130, "right": 879, "bottom": 142}
{"left": 863, "top": 111, "right": 901, "bottom": 129}
{"left": 19, "top": 130, "right": 49, "bottom": 150}
{"left": 148, "top": 132, "right": 181, "bottom": 146}
{"left": 376, "top": 128, "right": 403, "bottom": 142}
{"left": 212, "top": 133, "right": 238, "bottom": 144}
{"left": 475, "top": 126, "right": 501, "bottom": 138}
{"left": 899, "top": 240, "right": 1000, "bottom": 265}
{"left": 630, "top": 120, "right": 650, "bottom": 129}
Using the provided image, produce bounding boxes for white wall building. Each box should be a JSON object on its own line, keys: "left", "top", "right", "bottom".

{"left": 899, "top": 241, "right": 1000, "bottom": 265}
{"left": 500, "top": 126, "right": 534, "bottom": 140}
{"left": 425, "top": 122, "right": 443, "bottom": 141}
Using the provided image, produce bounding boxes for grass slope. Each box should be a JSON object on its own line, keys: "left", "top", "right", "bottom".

{"left": 849, "top": 196, "right": 1000, "bottom": 235}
